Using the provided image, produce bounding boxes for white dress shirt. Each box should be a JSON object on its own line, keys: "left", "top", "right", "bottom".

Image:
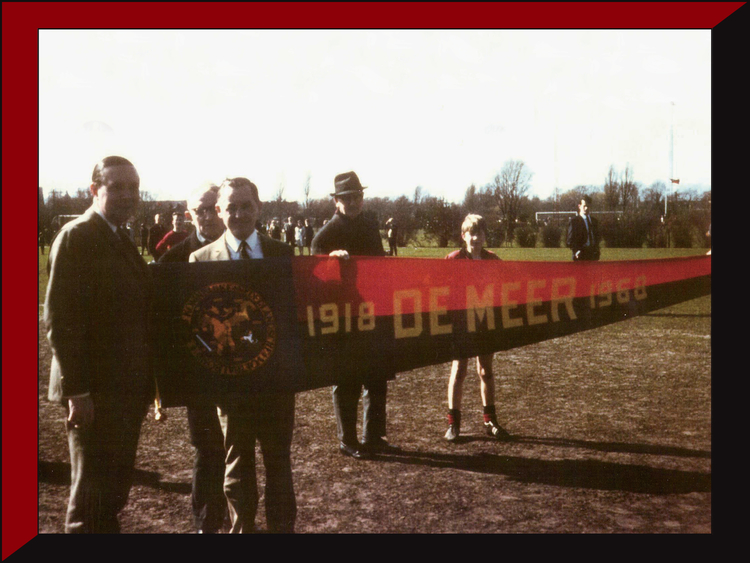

{"left": 224, "top": 230, "right": 264, "bottom": 260}
{"left": 581, "top": 213, "right": 592, "bottom": 247}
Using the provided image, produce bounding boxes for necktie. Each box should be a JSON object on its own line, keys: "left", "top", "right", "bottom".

{"left": 239, "top": 240, "right": 252, "bottom": 260}
{"left": 585, "top": 216, "right": 592, "bottom": 246}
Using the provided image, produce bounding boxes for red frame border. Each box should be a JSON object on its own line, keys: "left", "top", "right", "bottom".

{"left": 3, "top": 1, "right": 741, "bottom": 556}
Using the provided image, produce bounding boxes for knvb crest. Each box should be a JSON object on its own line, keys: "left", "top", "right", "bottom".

{"left": 181, "top": 282, "right": 276, "bottom": 376}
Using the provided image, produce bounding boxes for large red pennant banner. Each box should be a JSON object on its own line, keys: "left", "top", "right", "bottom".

{"left": 151, "top": 255, "right": 710, "bottom": 406}
{"left": 294, "top": 255, "right": 710, "bottom": 320}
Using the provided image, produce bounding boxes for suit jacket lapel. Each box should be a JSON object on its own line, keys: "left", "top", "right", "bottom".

{"left": 89, "top": 210, "right": 148, "bottom": 277}
{"left": 119, "top": 229, "right": 150, "bottom": 275}
{"left": 259, "top": 234, "right": 271, "bottom": 258}
{"left": 190, "top": 232, "right": 206, "bottom": 253}
{"left": 213, "top": 233, "right": 232, "bottom": 261}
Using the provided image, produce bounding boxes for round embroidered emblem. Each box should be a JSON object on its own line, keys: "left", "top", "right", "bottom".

{"left": 181, "top": 282, "right": 276, "bottom": 376}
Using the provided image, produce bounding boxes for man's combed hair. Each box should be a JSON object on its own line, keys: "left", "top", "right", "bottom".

{"left": 461, "top": 214, "right": 487, "bottom": 236}
{"left": 91, "top": 156, "right": 135, "bottom": 186}
{"left": 186, "top": 183, "right": 220, "bottom": 210}
{"left": 219, "top": 177, "right": 260, "bottom": 203}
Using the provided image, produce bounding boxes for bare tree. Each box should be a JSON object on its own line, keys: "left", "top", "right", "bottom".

{"left": 274, "top": 181, "right": 286, "bottom": 203}
{"left": 418, "top": 196, "right": 462, "bottom": 247}
{"left": 413, "top": 185, "right": 423, "bottom": 206}
{"left": 302, "top": 173, "right": 311, "bottom": 211}
{"left": 618, "top": 164, "right": 639, "bottom": 213}
{"left": 463, "top": 183, "right": 478, "bottom": 212}
{"left": 604, "top": 165, "right": 619, "bottom": 211}
{"left": 491, "top": 159, "right": 532, "bottom": 240}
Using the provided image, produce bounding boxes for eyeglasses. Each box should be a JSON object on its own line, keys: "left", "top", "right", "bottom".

{"left": 191, "top": 206, "right": 218, "bottom": 217}
{"left": 224, "top": 202, "right": 256, "bottom": 215}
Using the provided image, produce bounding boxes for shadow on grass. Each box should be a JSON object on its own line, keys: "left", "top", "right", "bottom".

{"left": 38, "top": 460, "right": 192, "bottom": 495}
{"left": 509, "top": 435, "right": 710, "bottom": 458}
{"left": 644, "top": 312, "right": 711, "bottom": 318}
{"left": 369, "top": 440, "right": 711, "bottom": 494}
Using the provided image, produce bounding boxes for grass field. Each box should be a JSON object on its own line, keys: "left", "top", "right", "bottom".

{"left": 37, "top": 244, "right": 711, "bottom": 533}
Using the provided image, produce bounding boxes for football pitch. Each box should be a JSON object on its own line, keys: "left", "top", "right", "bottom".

{"left": 37, "top": 247, "right": 711, "bottom": 533}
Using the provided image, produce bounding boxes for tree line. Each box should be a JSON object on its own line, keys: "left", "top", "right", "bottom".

{"left": 38, "top": 159, "right": 711, "bottom": 249}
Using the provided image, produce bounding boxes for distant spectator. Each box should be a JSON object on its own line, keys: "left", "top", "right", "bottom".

{"left": 284, "top": 216, "right": 296, "bottom": 246}
{"left": 302, "top": 218, "right": 315, "bottom": 255}
{"left": 139, "top": 223, "right": 149, "bottom": 255}
{"left": 385, "top": 217, "right": 398, "bottom": 256}
{"left": 269, "top": 218, "right": 282, "bottom": 240}
{"left": 154, "top": 211, "right": 189, "bottom": 259}
{"left": 125, "top": 220, "right": 136, "bottom": 243}
{"left": 566, "top": 196, "right": 600, "bottom": 261}
{"left": 295, "top": 219, "right": 304, "bottom": 255}
{"left": 148, "top": 213, "right": 168, "bottom": 257}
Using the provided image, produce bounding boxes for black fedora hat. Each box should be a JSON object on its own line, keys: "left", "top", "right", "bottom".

{"left": 331, "top": 171, "right": 368, "bottom": 197}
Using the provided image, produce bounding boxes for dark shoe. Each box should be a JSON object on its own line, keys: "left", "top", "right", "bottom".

{"left": 484, "top": 420, "right": 512, "bottom": 441}
{"left": 445, "top": 424, "right": 460, "bottom": 442}
{"left": 339, "top": 442, "right": 369, "bottom": 459}
{"left": 362, "top": 437, "right": 399, "bottom": 453}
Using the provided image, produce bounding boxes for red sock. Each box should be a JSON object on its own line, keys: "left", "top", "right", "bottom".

{"left": 483, "top": 405, "right": 496, "bottom": 423}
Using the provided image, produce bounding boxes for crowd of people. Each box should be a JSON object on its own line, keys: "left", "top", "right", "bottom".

{"left": 261, "top": 216, "right": 316, "bottom": 255}
{"left": 43, "top": 156, "right": 604, "bottom": 534}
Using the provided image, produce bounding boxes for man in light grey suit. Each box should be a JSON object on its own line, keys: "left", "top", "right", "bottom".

{"left": 45, "top": 156, "right": 152, "bottom": 533}
{"left": 189, "top": 177, "right": 296, "bottom": 533}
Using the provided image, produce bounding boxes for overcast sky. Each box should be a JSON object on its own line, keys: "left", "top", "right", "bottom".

{"left": 39, "top": 29, "right": 711, "bottom": 204}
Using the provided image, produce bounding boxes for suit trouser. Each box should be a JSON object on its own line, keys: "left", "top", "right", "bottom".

{"left": 217, "top": 392, "right": 296, "bottom": 533}
{"left": 187, "top": 402, "right": 227, "bottom": 533}
{"left": 333, "top": 378, "right": 387, "bottom": 445}
{"left": 65, "top": 394, "right": 148, "bottom": 533}
{"left": 388, "top": 238, "right": 397, "bottom": 256}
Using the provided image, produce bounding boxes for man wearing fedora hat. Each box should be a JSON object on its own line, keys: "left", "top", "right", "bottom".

{"left": 311, "top": 171, "right": 394, "bottom": 459}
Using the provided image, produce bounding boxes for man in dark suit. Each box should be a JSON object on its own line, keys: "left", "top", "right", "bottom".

{"left": 311, "top": 171, "right": 394, "bottom": 460}
{"left": 567, "top": 196, "right": 601, "bottom": 261}
{"left": 189, "top": 177, "right": 296, "bottom": 533}
{"left": 139, "top": 222, "right": 149, "bottom": 255}
{"left": 45, "top": 156, "right": 152, "bottom": 533}
{"left": 158, "top": 184, "right": 228, "bottom": 533}
{"left": 283, "top": 216, "right": 296, "bottom": 247}
{"left": 301, "top": 218, "right": 315, "bottom": 255}
{"left": 148, "top": 213, "right": 168, "bottom": 258}
{"left": 386, "top": 217, "right": 398, "bottom": 256}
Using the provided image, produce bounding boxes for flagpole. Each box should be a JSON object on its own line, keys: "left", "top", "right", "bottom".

{"left": 667, "top": 101, "right": 674, "bottom": 217}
